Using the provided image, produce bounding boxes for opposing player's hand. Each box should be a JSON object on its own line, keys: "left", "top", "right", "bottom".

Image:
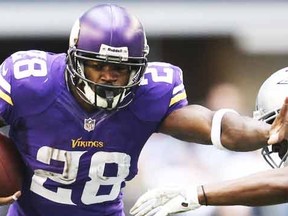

{"left": 268, "top": 97, "right": 288, "bottom": 145}
{"left": 0, "top": 191, "right": 21, "bottom": 205}
{"left": 130, "top": 186, "right": 200, "bottom": 216}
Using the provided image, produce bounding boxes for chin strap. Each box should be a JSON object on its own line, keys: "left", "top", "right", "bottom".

{"left": 104, "top": 90, "right": 114, "bottom": 109}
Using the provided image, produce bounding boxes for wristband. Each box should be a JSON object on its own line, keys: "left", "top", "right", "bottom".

{"left": 211, "top": 108, "right": 239, "bottom": 150}
{"left": 201, "top": 185, "right": 208, "bottom": 206}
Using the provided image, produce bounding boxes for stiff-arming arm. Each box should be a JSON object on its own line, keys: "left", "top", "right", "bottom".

{"left": 159, "top": 103, "right": 277, "bottom": 151}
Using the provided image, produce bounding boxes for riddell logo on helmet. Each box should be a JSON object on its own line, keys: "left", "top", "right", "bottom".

{"left": 107, "top": 47, "right": 125, "bottom": 53}
{"left": 100, "top": 44, "right": 129, "bottom": 60}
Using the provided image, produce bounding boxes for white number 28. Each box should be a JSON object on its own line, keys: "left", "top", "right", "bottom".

{"left": 30, "top": 146, "right": 131, "bottom": 205}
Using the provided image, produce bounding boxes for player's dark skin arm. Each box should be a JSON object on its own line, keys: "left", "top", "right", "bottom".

{"left": 159, "top": 104, "right": 270, "bottom": 151}
{"left": 197, "top": 166, "right": 288, "bottom": 206}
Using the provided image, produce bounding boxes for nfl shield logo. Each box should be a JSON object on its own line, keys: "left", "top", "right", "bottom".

{"left": 84, "top": 118, "right": 96, "bottom": 132}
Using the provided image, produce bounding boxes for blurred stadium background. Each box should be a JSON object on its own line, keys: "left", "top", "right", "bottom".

{"left": 1, "top": 0, "right": 288, "bottom": 216}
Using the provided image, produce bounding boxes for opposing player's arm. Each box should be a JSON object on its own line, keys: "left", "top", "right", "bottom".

{"left": 198, "top": 166, "right": 288, "bottom": 206}
{"left": 159, "top": 104, "right": 271, "bottom": 151}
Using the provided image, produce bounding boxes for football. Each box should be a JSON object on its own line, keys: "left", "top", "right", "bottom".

{"left": 0, "top": 132, "right": 23, "bottom": 197}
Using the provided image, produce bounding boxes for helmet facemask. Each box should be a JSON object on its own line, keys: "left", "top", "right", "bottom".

{"left": 261, "top": 140, "right": 288, "bottom": 168}
{"left": 256, "top": 109, "right": 288, "bottom": 168}
{"left": 67, "top": 47, "right": 147, "bottom": 111}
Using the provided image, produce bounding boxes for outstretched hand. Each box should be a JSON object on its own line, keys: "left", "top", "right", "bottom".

{"left": 0, "top": 191, "right": 21, "bottom": 206}
{"left": 268, "top": 97, "right": 288, "bottom": 145}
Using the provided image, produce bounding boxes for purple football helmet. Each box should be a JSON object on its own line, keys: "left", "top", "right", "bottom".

{"left": 67, "top": 4, "right": 149, "bottom": 110}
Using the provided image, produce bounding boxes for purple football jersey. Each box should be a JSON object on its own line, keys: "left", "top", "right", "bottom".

{"left": 0, "top": 50, "right": 188, "bottom": 216}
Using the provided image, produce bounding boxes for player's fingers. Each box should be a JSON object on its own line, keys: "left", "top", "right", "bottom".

{"left": 278, "top": 97, "right": 288, "bottom": 119}
{"left": 145, "top": 206, "right": 162, "bottom": 216}
{"left": 154, "top": 207, "right": 169, "bottom": 216}
{"left": 130, "top": 198, "right": 156, "bottom": 216}
{"left": 12, "top": 191, "right": 21, "bottom": 201}
{"left": 274, "top": 97, "right": 288, "bottom": 124}
{"left": 0, "top": 191, "right": 21, "bottom": 205}
{"left": 130, "top": 191, "right": 158, "bottom": 214}
{"left": 282, "top": 97, "right": 288, "bottom": 140}
{"left": 268, "top": 133, "right": 279, "bottom": 145}
{"left": 130, "top": 198, "right": 148, "bottom": 214}
{"left": 268, "top": 97, "right": 288, "bottom": 145}
{"left": 272, "top": 97, "right": 288, "bottom": 127}
{"left": 131, "top": 193, "right": 152, "bottom": 210}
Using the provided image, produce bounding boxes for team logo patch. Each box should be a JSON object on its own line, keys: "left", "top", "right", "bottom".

{"left": 84, "top": 118, "right": 96, "bottom": 132}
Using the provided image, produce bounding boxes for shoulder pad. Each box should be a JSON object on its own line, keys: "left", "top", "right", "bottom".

{"left": 0, "top": 50, "right": 66, "bottom": 121}
{"left": 130, "top": 62, "right": 188, "bottom": 121}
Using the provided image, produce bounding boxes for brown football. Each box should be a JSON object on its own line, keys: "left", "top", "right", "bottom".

{"left": 0, "top": 132, "right": 23, "bottom": 197}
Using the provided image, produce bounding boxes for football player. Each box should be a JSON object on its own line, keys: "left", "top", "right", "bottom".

{"left": 0, "top": 3, "right": 288, "bottom": 216}
{"left": 130, "top": 68, "right": 288, "bottom": 216}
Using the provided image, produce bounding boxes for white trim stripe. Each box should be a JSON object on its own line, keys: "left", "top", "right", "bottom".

{"left": 172, "top": 83, "right": 184, "bottom": 95}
